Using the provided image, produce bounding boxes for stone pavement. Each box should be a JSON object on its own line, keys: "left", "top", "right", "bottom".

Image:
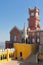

{"left": 0, "top": 60, "right": 43, "bottom": 65}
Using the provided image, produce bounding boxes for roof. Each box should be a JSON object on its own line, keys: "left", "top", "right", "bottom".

{"left": 10, "top": 26, "right": 22, "bottom": 33}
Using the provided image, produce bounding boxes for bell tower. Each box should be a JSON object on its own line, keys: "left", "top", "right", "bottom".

{"left": 27, "top": 7, "right": 40, "bottom": 31}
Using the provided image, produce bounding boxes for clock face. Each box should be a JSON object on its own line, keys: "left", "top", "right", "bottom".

{"left": 31, "top": 13, "right": 34, "bottom": 16}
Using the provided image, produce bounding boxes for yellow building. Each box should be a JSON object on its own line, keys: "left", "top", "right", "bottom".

{"left": 14, "top": 43, "right": 38, "bottom": 60}
{"left": 0, "top": 43, "right": 39, "bottom": 62}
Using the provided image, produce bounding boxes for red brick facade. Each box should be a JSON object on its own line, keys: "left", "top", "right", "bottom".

{"left": 28, "top": 7, "right": 40, "bottom": 30}
{"left": 5, "top": 27, "right": 21, "bottom": 48}
{"left": 27, "top": 7, "right": 40, "bottom": 44}
{"left": 10, "top": 27, "right": 21, "bottom": 43}
{"left": 5, "top": 41, "right": 13, "bottom": 49}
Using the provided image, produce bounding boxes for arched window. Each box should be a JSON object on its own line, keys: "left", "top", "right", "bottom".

{"left": 32, "top": 38, "right": 35, "bottom": 43}
{"left": 37, "top": 38, "right": 39, "bottom": 43}
{"left": 14, "top": 35, "right": 16, "bottom": 41}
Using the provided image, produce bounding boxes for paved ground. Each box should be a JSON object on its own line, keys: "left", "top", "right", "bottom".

{"left": 19, "top": 61, "right": 43, "bottom": 65}
{"left": 0, "top": 60, "right": 19, "bottom": 65}
{"left": 0, "top": 60, "right": 43, "bottom": 65}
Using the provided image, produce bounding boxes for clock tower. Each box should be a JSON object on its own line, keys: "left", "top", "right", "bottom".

{"left": 27, "top": 7, "right": 40, "bottom": 44}
{"left": 27, "top": 7, "right": 40, "bottom": 31}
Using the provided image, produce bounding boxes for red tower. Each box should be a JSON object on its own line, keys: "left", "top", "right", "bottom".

{"left": 27, "top": 7, "right": 40, "bottom": 44}
{"left": 28, "top": 7, "right": 40, "bottom": 31}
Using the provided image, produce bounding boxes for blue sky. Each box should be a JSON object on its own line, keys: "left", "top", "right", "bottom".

{"left": 0, "top": 0, "right": 43, "bottom": 42}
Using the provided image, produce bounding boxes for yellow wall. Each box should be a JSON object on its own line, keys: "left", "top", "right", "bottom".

{"left": 14, "top": 43, "right": 38, "bottom": 60}
{"left": 0, "top": 43, "right": 38, "bottom": 62}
